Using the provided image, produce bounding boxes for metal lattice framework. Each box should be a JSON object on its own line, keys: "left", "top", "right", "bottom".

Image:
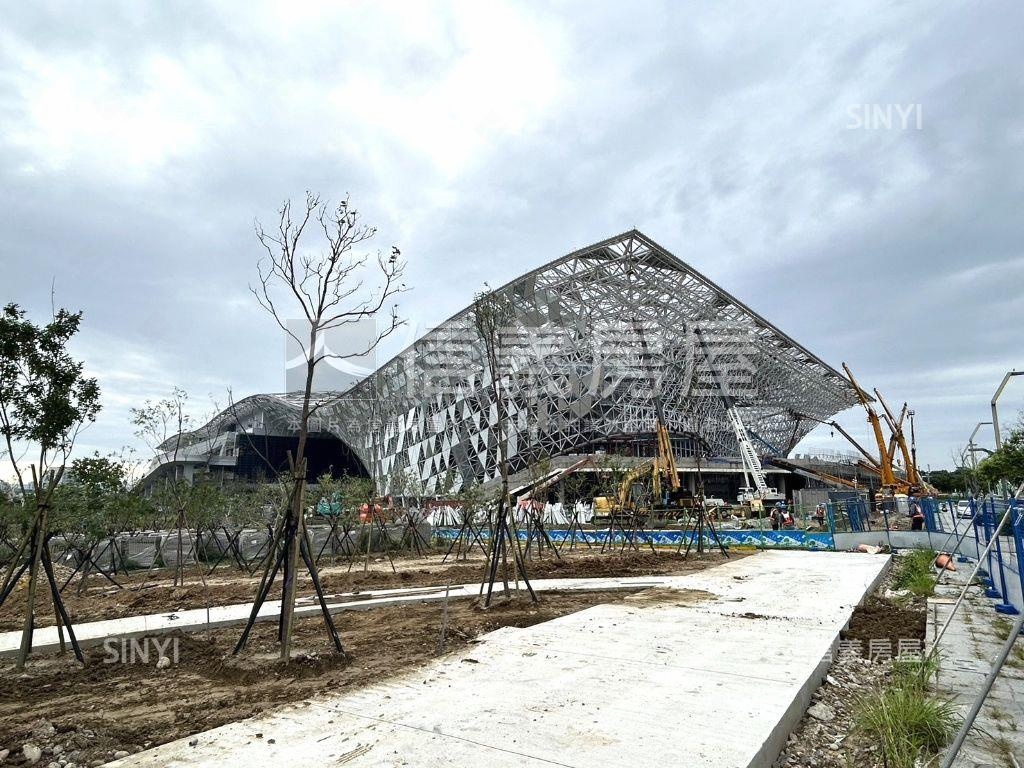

{"left": 182, "top": 231, "right": 859, "bottom": 491}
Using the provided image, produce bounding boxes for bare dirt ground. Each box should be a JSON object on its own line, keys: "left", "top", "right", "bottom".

{"left": 841, "top": 593, "right": 926, "bottom": 658}
{"left": 0, "top": 549, "right": 730, "bottom": 631}
{"left": 0, "top": 551, "right": 734, "bottom": 767}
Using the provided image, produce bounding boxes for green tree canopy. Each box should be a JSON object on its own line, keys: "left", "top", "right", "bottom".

{"left": 0, "top": 303, "right": 101, "bottom": 495}
{"left": 977, "top": 419, "right": 1024, "bottom": 490}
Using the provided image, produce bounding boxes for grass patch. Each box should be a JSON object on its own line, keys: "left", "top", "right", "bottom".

{"left": 992, "top": 616, "right": 1014, "bottom": 638}
{"left": 891, "top": 653, "right": 939, "bottom": 690}
{"left": 853, "top": 684, "right": 958, "bottom": 768}
{"left": 854, "top": 647, "right": 956, "bottom": 768}
{"left": 995, "top": 736, "right": 1017, "bottom": 763}
{"left": 893, "top": 550, "right": 938, "bottom": 597}
{"left": 1005, "top": 643, "right": 1024, "bottom": 671}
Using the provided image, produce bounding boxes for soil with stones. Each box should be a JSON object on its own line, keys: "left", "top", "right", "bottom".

{"left": 841, "top": 594, "right": 927, "bottom": 659}
{"left": 0, "top": 549, "right": 733, "bottom": 631}
{"left": 0, "top": 589, "right": 649, "bottom": 767}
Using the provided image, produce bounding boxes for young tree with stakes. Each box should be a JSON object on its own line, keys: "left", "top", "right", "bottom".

{"left": 131, "top": 388, "right": 215, "bottom": 590}
{"left": 0, "top": 303, "right": 100, "bottom": 669}
{"left": 57, "top": 452, "right": 150, "bottom": 594}
{"left": 239, "top": 192, "right": 406, "bottom": 660}
{"left": 472, "top": 287, "right": 536, "bottom": 606}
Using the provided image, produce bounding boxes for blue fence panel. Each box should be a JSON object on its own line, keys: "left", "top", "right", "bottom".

{"left": 434, "top": 527, "right": 835, "bottom": 550}
{"left": 971, "top": 496, "right": 1024, "bottom": 615}
{"left": 921, "top": 497, "right": 943, "bottom": 533}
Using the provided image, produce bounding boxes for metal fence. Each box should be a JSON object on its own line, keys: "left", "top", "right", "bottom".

{"left": 970, "top": 496, "right": 1024, "bottom": 614}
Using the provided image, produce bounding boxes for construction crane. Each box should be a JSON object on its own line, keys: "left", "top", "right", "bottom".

{"left": 652, "top": 391, "right": 682, "bottom": 500}
{"left": 872, "top": 389, "right": 932, "bottom": 493}
{"left": 591, "top": 389, "right": 693, "bottom": 524}
{"left": 793, "top": 411, "right": 882, "bottom": 472}
{"left": 696, "top": 328, "right": 783, "bottom": 509}
{"left": 842, "top": 363, "right": 899, "bottom": 493}
{"left": 841, "top": 364, "right": 936, "bottom": 496}
{"left": 591, "top": 419, "right": 689, "bottom": 525}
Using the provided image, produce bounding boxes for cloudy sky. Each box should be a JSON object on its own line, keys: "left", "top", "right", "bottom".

{"left": 2, "top": 0, "right": 1021, "bottom": 473}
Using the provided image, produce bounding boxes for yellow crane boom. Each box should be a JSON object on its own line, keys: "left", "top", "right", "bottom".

{"left": 842, "top": 363, "right": 897, "bottom": 489}
{"left": 873, "top": 389, "right": 922, "bottom": 489}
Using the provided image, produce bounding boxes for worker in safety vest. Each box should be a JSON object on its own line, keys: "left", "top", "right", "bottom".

{"left": 814, "top": 504, "right": 827, "bottom": 529}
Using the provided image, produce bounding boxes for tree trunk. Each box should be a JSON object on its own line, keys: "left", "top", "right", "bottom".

{"left": 279, "top": 475, "right": 303, "bottom": 660}
{"left": 279, "top": 349, "right": 316, "bottom": 661}
{"left": 17, "top": 506, "right": 46, "bottom": 671}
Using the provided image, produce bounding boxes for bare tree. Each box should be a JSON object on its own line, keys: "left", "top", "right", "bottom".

{"left": 472, "top": 287, "right": 536, "bottom": 606}
{"left": 131, "top": 388, "right": 214, "bottom": 589}
{"left": 238, "top": 192, "right": 406, "bottom": 660}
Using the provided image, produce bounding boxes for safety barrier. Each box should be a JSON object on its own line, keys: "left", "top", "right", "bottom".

{"left": 970, "top": 496, "right": 1024, "bottom": 614}
{"left": 434, "top": 527, "right": 835, "bottom": 550}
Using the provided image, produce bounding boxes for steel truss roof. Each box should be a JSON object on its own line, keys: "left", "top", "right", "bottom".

{"left": 182, "top": 231, "right": 859, "bottom": 492}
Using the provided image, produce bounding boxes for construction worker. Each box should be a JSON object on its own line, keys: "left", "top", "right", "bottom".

{"left": 814, "top": 503, "right": 827, "bottom": 530}
{"left": 910, "top": 497, "right": 925, "bottom": 531}
{"left": 781, "top": 505, "right": 795, "bottom": 530}
{"left": 770, "top": 503, "right": 782, "bottom": 531}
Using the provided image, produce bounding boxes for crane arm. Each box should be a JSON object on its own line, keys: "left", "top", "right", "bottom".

{"left": 655, "top": 422, "right": 680, "bottom": 490}
{"left": 842, "top": 363, "right": 897, "bottom": 487}
{"left": 697, "top": 327, "right": 776, "bottom": 498}
{"left": 516, "top": 456, "right": 594, "bottom": 503}
{"left": 873, "top": 390, "right": 921, "bottom": 488}
{"left": 765, "top": 457, "right": 861, "bottom": 490}
{"left": 794, "top": 412, "right": 881, "bottom": 470}
{"left": 885, "top": 404, "right": 907, "bottom": 465}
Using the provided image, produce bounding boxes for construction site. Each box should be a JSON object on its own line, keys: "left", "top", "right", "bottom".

{"left": 2, "top": 5, "right": 1022, "bottom": 766}
{"left": 2, "top": 228, "right": 1023, "bottom": 768}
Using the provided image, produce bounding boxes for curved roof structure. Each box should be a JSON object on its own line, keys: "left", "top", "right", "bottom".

{"left": 181, "top": 231, "right": 859, "bottom": 491}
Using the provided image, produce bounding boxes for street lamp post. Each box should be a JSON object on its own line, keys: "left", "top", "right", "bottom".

{"left": 967, "top": 422, "right": 994, "bottom": 471}
{"left": 991, "top": 370, "right": 1023, "bottom": 449}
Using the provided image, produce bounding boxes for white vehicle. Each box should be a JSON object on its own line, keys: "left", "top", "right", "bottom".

{"left": 956, "top": 499, "right": 974, "bottom": 519}
{"left": 704, "top": 497, "right": 727, "bottom": 509}
{"left": 737, "top": 485, "right": 785, "bottom": 505}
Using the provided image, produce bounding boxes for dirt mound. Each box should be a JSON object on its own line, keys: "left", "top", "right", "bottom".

{"left": 841, "top": 595, "right": 926, "bottom": 659}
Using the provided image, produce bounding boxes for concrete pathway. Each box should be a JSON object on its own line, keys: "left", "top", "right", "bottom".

{"left": 0, "top": 576, "right": 674, "bottom": 658}
{"left": 929, "top": 565, "right": 1024, "bottom": 767}
{"left": 112, "top": 550, "right": 889, "bottom": 768}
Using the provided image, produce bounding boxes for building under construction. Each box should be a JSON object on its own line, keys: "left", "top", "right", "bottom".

{"left": 139, "top": 231, "right": 868, "bottom": 499}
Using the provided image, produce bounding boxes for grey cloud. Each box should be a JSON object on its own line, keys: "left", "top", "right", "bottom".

{"left": 1, "top": 0, "right": 1021, "bottom": 471}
